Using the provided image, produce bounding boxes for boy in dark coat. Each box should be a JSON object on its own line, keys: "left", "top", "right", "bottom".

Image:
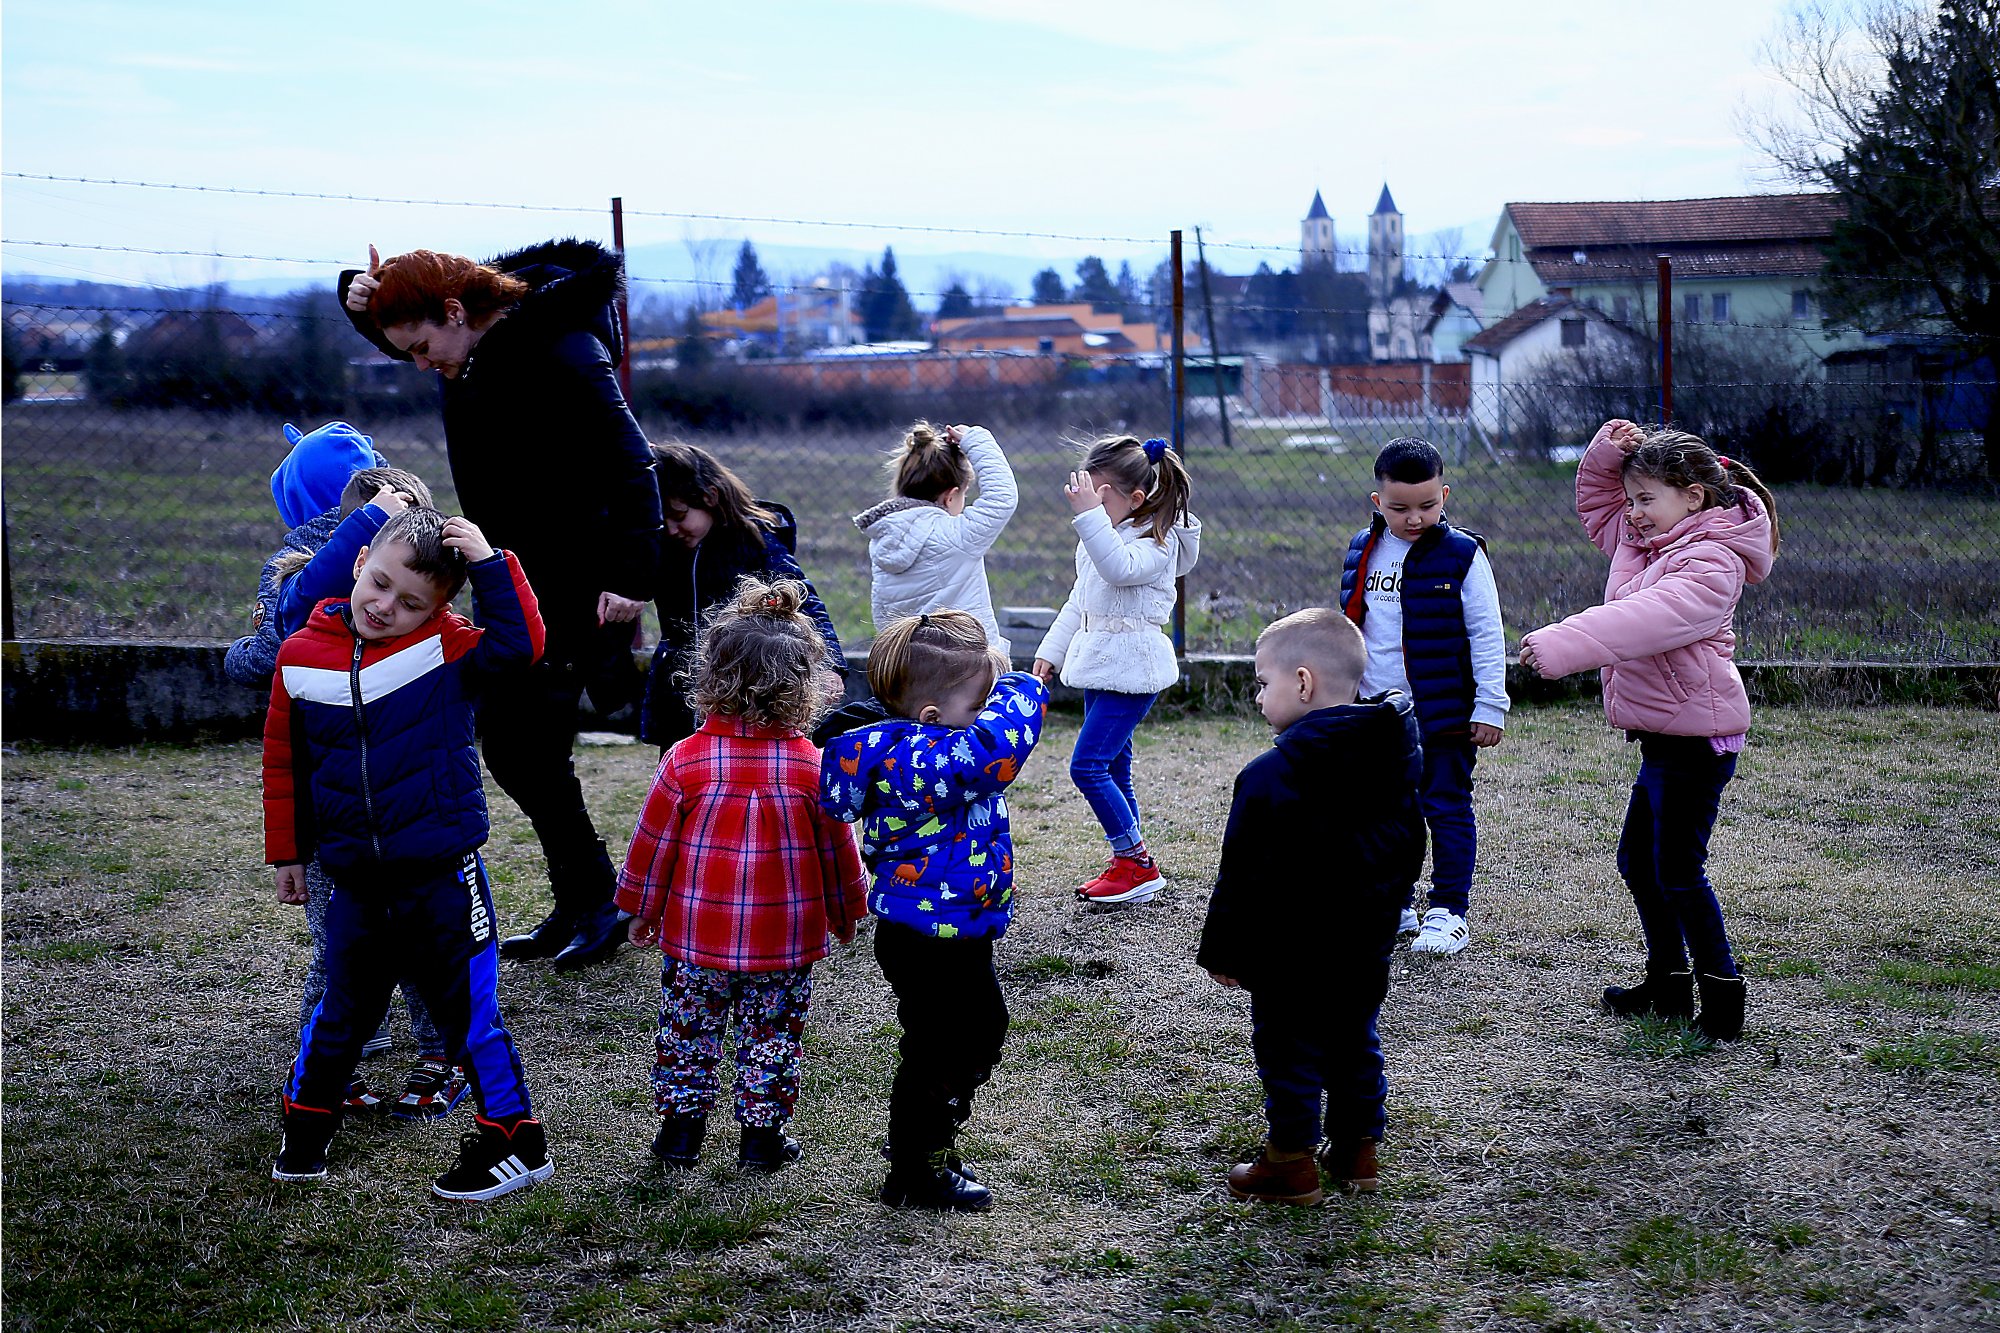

{"left": 1197, "top": 608, "right": 1424, "bottom": 1205}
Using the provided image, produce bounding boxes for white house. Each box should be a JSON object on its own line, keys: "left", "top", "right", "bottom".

{"left": 1462, "top": 295, "right": 1641, "bottom": 436}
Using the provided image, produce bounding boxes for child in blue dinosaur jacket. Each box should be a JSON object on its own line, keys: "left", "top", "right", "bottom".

{"left": 225, "top": 422, "right": 464, "bottom": 1121}
{"left": 820, "top": 610, "right": 1048, "bottom": 1213}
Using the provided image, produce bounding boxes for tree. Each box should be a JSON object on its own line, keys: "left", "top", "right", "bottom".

{"left": 1030, "top": 268, "right": 1067, "bottom": 304}
{"left": 1071, "top": 256, "right": 1120, "bottom": 306}
{"left": 678, "top": 306, "right": 713, "bottom": 371}
{"left": 1753, "top": 0, "right": 2000, "bottom": 476}
{"left": 730, "top": 240, "right": 771, "bottom": 311}
{"left": 936, "top": 283, "right": 975, "bottom": 320}
{"left": 1115, "top": 261, "right": 1141, "bottom": 311}
{"left": 858, "top": 246, "right": 920, "bottom": 342}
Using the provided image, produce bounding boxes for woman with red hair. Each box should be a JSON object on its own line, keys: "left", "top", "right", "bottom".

{"left": 341, "top": 239, "right": 662, "bottom": 971}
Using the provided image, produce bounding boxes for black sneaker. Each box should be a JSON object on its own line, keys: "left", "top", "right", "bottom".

{"left": 738, "top": 1125, "right": 803, "bottom": 1174}
{"left": 432, "top": 1116, "right": 554, "bottom": 1202}
{"left": 880, "top": 1152, "right": 993, "bottom": 1212}
{"left": 272, "top": 1102, "right": 340, "bottom": 1183}
{"left": 392, "top": 1059, "right": 470, "bottom": 1122}
{"left": 651, "top": 1114, "right": 707, "bottom": 1169}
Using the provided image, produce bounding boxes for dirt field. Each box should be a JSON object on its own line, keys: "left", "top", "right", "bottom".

{"left": 4, "top": 701, "right": 1998, "bottom": 1331}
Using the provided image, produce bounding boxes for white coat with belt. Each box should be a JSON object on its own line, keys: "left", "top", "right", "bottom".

{"left": 1035, "top": 506, "right": 1202, "bottom": 694}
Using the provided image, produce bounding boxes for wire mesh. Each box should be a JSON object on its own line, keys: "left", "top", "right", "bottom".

{"left": 4, "top": 290, "right": 1995, "bottom": 663}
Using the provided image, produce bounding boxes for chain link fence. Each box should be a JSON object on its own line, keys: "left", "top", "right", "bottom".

{"left": 5, "top": 298, "right": 1996, "bottom": 663}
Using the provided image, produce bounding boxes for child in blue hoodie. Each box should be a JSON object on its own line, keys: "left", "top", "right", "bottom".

{"left": 226, "top": 422, "right": 462, "bottom": 1122}
{"left": 819, "top": 610, "right": 1047, "bottom": 1212}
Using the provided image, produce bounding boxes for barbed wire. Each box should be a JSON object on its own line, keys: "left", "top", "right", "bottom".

{"left": 10, "top": 170, "right": 1916, "bottom": 275}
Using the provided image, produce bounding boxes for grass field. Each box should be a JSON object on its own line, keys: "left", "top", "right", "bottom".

{"left": 4, "top": 402, "right": 1998, "bottom": 662}
{"left": 5, "top": 701, "right": 1998, "bottom": 1331}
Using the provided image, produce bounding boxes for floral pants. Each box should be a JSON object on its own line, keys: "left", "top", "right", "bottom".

{"left": 653, "top": 957, "right": 814, "bottom": 1126}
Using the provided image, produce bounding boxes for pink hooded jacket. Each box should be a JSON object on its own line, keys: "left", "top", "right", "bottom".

{"left": 1521, "top": 421, "right": 1775, "bottom": 737}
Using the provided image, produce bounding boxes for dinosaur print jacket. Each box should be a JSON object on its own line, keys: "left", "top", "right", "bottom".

{"left": 819, "top": 672, "right": 1049, "bottom": 940}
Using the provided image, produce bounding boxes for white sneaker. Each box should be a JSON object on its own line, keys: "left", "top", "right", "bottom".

{"left": 1397, "top": 908, "right": 1420, "bottom": 936}
{"left": 1410, "top": 908, "right": 1469, "bottom": 956}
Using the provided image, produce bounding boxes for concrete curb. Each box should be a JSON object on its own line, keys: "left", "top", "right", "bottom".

{"left": 5, "top": 640, "right": 1995, "bottom": 745}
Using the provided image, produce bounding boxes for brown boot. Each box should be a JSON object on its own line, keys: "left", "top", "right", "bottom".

{"left": 1226, "top": 1146, "right": 1323, "bottom": 1206}
{"left": 1318, "top": 1137, "right": 1380, "bottom": 1194}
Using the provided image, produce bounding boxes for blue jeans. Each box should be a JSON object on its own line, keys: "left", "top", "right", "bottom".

{"left": 1409, "top": 736, "right": 1478, "bottom": 918}
{"left": 1071, "top": 689, "right": 1158, "bottom": 852}
{"left": 1617, "top": 733, "right": 1738, "bottom": 978}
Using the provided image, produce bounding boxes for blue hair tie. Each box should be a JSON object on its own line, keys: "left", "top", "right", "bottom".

{"left": 1142, "top": 437, "right": 1168, "bottom": 464}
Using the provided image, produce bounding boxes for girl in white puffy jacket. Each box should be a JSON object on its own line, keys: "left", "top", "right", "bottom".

{"left": 853, "top": 422, "right": 1019, "bottom": 656}
{"left": 1033, "top": 435, "right": 1201, "bottom": 907}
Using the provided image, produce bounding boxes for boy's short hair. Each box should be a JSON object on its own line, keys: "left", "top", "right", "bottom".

{"left": 1374, "top": 437, "right": 1444, "bottom": 485}
{"left": 868, "top": 610, "right": 1002, "bottom": 719}
{"left": 1257, "top": 607, "right": 1365, "bottom": 689}
{"left": 339, "top": 466, "right": 434, "bottom": 518}
{"left": 371, "top": 507, "right": 468, "bottom": 601}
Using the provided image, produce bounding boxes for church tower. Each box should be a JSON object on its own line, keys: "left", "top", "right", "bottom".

{"left": 1301, "top": 190, "right": 1335, "bottom": 270}
{"left": 1368, "top": 183, "right": 1404, "bottom": 302}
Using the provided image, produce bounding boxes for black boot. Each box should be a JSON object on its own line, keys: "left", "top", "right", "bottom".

{"left": 1602, "top": 966, "right": 1694, "bottom": 1019}
{"left": 498, "top": 908, "right": 576, "bottom": 961}
{"left": 738, "top": 1124, "right": 803, "bottom": 1174}
{"left": 1696, "top": 972, "right": 1747, "bottom": 1042}
{"left": 552, "top": 901, "right": 627, "bottom": 972}
{"left": 880, "top": 1150, "right": 992, "bottom": 1212}
{"left": 651, "top": 1114, "right": 707, "bottom": 1169}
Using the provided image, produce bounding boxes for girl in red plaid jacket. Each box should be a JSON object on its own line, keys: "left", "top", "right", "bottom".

{"left": 614, "top": 577, "right": 868, "bottom": 1174}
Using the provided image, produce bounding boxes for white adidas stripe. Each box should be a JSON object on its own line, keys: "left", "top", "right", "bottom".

{"left": 282, "top": 636, "right": 447, "bottom": 707}
{"left": 490, "top": 1156, "right": 529, "bottom": 1183}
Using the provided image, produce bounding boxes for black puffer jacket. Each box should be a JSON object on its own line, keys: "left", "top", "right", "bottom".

{"left": 339, "top": 239, "right": 662, "bottom": 658}
{"left": 1195, "top": 693, "right": 1425, "bottom": 991}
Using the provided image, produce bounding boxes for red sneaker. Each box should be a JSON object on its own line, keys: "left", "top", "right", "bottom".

{"left": 1076, "top": 855, "right": 1163, "bottom": 905}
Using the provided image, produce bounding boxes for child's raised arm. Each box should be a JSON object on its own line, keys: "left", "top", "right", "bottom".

{"left": 1521, "top": 543, "right": 1749, "bottom": 679}
{"left": 951, "top": 425, "right": 1019, "bottom": 556}
{"left": 1071, "top": 506, "right": 1180, "bottom": 588}
{"left": 1576, "top": 419, "right": 1644, "bottom": 557}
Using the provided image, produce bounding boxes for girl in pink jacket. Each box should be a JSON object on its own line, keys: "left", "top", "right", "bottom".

{"left": 1519, "top": 419, "right": 1778, "bottom": 1043}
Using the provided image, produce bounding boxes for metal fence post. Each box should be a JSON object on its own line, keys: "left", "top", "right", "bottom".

{"left": 1657, "top": 253, "right": 1673, "bottom": 423}
{"left": 1170, "top": 229, "right": 1186, "bottom": 656}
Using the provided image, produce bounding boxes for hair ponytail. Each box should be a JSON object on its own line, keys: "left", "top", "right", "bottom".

{"left": 1722, "top": 456, "right": 1780, "bottom": 553}
{"left": 1080, "top": 434, "right": 1193, "bottom": 544}
{"left": 888, "top": 419, "right": 972, "bottom": 502}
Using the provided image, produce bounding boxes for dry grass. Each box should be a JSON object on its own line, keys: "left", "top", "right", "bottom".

{"left": 4, "top": 702, "right": 1998, "bottom": 1332}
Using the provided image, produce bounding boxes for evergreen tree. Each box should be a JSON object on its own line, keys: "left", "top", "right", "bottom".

{"left": 1030, "top": 268, "right": 1067, "bottom": 304}
{"left": 1116, "top": 261, "right": 1141, "bottom": 310}
{"left": 1071, "top": 256, "right": 1120, "bottom": 306}
{"left": 730, "top": 240, "right": 772, "bottom": 311}
{"left": 84, "top": 314, "right": 127, "bottom": 406}
{"left": 859, "top": 247, "right": 920, "bottom": 341}
{"left": 937, "top": 283, "right": 975, "bottom": 320}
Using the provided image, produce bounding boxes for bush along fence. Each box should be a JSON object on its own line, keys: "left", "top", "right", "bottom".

{"left": 4, "top": 255, "right": 1996, "bottom": 668}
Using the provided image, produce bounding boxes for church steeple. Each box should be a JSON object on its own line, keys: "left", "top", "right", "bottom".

{"left": 1368, "top": 183, "right": 1404, "bottom": 301}
{"left": 1301, "top": 189, "right": 1335, "bottom": 269}
{"left": 1374, "top": 183, "right": 1399, "bottom": 215}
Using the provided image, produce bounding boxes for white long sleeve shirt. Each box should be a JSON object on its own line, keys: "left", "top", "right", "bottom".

{"left": 1355, "top": 532, "right": 1511, "bottom": 729}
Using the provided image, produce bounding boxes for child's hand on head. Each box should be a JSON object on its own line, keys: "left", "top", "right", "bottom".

{"left": 369, "top": 484, "right": 410, "bottom": 517}
{"left": 1607, "top": 419, "right": 1644, "bottom": 454}
{"left": 1064, "top": 469, "right": 1101, "bottom": 515}
{"left": 440, "top": 515, "right": 494, "bottom": 563}
{"left": 943, "top": 424, "right": 965, "bottom": 447}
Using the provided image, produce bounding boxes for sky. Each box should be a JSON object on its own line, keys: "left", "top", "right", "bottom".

{"left": 2, "top": 0, "right": 1812, "bottom": 303}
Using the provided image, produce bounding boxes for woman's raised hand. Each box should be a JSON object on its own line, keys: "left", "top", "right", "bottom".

{"left": 344, "top": 244, "right": 382, "bottom": 313}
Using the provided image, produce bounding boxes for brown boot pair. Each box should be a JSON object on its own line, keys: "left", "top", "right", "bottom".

{"left": 1226, "top": 1145, "right": 1323, "bottom": 1206}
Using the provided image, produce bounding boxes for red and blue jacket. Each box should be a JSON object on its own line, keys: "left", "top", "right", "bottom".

{"left": 263, "top": 552, "right": 544, "bottom": 876}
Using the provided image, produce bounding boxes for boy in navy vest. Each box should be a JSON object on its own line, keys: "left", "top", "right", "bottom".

{"left": 1339, "top": 438, "right": 1509, "bottom": 955}
{"left": 1198, "top": 609, "right": 1424, "bottom": 1204}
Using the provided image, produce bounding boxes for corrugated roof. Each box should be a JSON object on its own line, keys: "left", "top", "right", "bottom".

{"left": 939, "top": 316, "right": 1083, "bottom": 341}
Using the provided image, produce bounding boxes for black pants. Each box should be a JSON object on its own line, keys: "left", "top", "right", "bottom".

{"left": 873, "top": 919, "right": 1008, "bottom": 1165}
{"left": 1250, "top": 896, "right": 1398, "bottom": 1152}
{"left": 1617, "top": 732, "right": 1739, "bottom": 978}
{"left": 477, "top": 652, "right": 616, "bottom": 918}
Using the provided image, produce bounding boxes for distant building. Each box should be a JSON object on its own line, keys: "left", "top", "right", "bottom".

{"left": 1462, "top": 295, "right": 1643, "bottom": 434}
{"left": 1301, "top": 190, "right": 1336, "bottom": 270}
{"left": 1476, "top": 193, "right": 1864, "bottom": 361}
{"left": 700, "top": 281, "right": 863, "bottom": 351}
{"left": 933, "top": 302, "right": 1185, "bottom": 358}
{"left": 1423, "top": 283, "right": 1484, "bottom": 363}
{"left": 1367, "top": 184, "right": 1405, "bottom": 307}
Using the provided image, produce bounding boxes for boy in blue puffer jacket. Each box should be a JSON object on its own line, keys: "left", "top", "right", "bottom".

{"left": 264, "top": 507, "right": 553, "bottom": 1202}
{"left": 819, "top": 610, "right": 1047, "bottom": 1212}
